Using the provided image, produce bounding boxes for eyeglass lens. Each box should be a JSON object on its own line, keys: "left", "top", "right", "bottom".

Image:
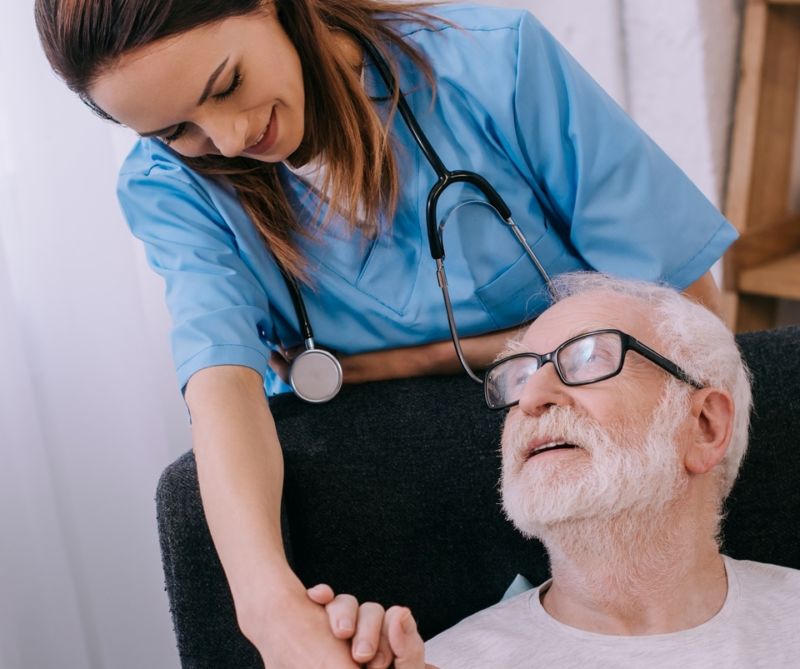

{"left": 485, "top": 332, "right": 625, "bottom": 408}
{"left": 558, "top": 332, "right": 623, "bottom": 384}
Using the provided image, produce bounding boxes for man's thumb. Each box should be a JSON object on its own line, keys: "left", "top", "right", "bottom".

{"left": 386, "top": 607, "right": 430, "bottom": 669}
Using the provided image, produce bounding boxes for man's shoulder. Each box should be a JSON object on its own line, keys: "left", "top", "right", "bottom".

{"left": 726, "top": 555, "right": 800, "bottom": 592}
{"left": 724, "top": 555, "right": 800, "bottom": 632}
{"left": 425, "top": 589, "right": 540, "bottom": 666}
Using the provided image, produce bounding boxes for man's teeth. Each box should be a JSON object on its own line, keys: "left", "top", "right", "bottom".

{"left": 529, "top": 442, "right": 577, "bottom": 457}
{"left": 533, "top": 442, "right": 560, "bottom": 454}
{"left": 254, "top": 130, "right": 265, "bottom": 145}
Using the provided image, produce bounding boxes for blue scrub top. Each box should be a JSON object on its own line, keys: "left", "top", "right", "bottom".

{"left": 117, "top": 4, "right": 737, "bottom": 396}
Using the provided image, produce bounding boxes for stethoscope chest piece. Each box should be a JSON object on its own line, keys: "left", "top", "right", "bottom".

{"left": 289, "top": 348, "right": 343, "bottom": 403}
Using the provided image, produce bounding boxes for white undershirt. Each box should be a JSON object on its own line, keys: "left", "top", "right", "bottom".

{"left": 425, "top": 556, "right": 800, "bottom": 669}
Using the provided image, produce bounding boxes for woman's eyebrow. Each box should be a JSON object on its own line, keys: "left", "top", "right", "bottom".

{"left": 138, "top": 56, "right": 231, "bottom": 137}
{"left": 196, "top": 56, "right": 230, "bottom": 105}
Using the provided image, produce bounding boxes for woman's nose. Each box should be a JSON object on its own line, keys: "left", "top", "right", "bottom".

{"left": 516, "top": 362, "right": 573, "bottom": 417}
{"left": 201, "top": 113, "right": 248, "bottom": 158}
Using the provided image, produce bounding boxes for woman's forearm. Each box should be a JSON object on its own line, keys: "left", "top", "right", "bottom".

{"left": 185, "top": 365, "right": 299, "bottom": 635}
{"left": 684, "top": 270, "right": 722, "bottom": 317}
{"left": 338, "top": 325, "right": 525, "bottom": 383}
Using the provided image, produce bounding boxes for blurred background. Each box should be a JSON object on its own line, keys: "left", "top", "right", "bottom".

{"left": 1, "top": 1, "right": 798, "bottom": 667}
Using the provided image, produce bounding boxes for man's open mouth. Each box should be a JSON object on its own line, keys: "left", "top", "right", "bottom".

{"left": 525, "top": 442, "right": 580, "bottom": 459}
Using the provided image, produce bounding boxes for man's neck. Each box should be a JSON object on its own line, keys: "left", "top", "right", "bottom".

{"left": 539, "top": 498, "right": 728, "bottom": 635}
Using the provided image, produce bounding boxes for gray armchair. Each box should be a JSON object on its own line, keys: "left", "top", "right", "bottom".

{"left": 156, "top": 327, "right": 800, "bottom": 669}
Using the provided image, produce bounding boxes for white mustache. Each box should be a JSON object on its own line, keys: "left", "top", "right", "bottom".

{"left": 503, "top": 406, "right": 617, "bottom": 466}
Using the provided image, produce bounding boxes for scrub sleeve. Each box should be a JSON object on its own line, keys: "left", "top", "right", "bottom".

{"left": 504, "top": 10, "right": 734, "bottom": 288}
{"left": 118, "top": 162, "right": 274, "bottom": 393}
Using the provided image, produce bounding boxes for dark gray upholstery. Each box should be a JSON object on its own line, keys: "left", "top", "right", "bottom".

{"left": 156, "top": 327, "right": 800, "bottom": 669}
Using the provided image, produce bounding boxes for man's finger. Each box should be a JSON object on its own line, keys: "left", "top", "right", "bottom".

{"left": 385, "top": 607, "right": 427, "bottom": 669}
{"left": 351, "top": 602, "right": 388, "bottom": 667}
{"left": 324, "top": 594, "right": 360, "bottom": 639}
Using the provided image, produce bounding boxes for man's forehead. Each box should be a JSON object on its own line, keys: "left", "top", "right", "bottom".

{"left": 522, "top": 290, "right": 653, "bottom": 349}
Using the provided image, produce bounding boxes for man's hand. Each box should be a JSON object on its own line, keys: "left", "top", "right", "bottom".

{"left": 307, "top": 584, "right": 438, "bottom": 669}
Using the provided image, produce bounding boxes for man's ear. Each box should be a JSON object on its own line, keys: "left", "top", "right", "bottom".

{"left": 684, "top": 388, "right": 734, "bottom": 475}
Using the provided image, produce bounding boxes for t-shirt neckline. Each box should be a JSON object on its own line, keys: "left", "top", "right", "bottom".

{"left": 526, "top": 554, "right": 739, "bottom": 644}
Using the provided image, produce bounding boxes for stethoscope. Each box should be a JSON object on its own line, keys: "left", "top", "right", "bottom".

{"left": 281, "top": 34, "right": 557, "bottom": 403}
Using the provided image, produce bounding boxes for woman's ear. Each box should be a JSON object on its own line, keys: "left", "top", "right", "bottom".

{"left": 684, "top": 388, "right": 734, "bottom": 475}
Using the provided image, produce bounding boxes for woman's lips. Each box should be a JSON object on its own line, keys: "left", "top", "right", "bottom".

{"left": 244, "top": 107, "right": 278, "bottom": 156}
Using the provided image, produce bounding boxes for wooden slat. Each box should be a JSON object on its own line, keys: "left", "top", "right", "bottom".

{"left": 724, "top": 2, "right": 769, "bottom": 236}
{"left": 746, "top": 6, "right": 799, "bottom": 230}
{"left": 739, "top": 251, "right": 800, "bottom": 299}
{"left": 734, "top": 295, "right": 779, "bottom": 333}
{"left": 729, "top": 216, "right": 800, "bottom": 272}
{"left": 722, "top": 0, "right": 800, "bottom": 332}
{"left": 724, "top": 3, "right": 800, "bottom": 233}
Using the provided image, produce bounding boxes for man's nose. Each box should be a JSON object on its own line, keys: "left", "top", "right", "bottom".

{"left": 516, "top": 361, "right": 573, "bottom": 417}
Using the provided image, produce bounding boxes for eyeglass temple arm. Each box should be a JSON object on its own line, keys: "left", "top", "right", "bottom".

{"left": 627, "top": 338, "right": 704, "bottom": 389}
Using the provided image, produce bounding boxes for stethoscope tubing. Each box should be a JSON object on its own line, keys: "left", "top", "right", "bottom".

{"left": 281, "top": 31, "right": 558, "bottom": 398}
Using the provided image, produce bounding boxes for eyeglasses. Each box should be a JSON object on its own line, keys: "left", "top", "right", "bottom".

{"left": 484, "top": 328, "right": 703, "bottom": 410}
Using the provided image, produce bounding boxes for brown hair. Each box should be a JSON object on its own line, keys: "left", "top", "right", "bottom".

{"left": 35, "top": 0, "right": 437, "bottom": 277}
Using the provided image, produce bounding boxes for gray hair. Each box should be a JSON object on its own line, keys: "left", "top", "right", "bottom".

{"left": 546, "top": 272, "right": 752, "bottom": 500}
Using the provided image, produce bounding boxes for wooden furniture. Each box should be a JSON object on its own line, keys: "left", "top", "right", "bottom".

{"left": 724, "top": 0, "right": 800, "bottom": 331}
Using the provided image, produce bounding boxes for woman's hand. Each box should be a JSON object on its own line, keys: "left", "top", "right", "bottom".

{"left": 242, "top": 581, "right": 361, "bottom": 669}
{"left": 270, "top": 324, "right": 525, "bottom": 385}
{"left": 306, "top": 584, "right": 436, "bottom": 669}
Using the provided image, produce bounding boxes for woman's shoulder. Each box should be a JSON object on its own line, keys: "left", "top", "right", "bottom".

{"left": 116, "top": 139, "right": 244, "bottom": 238}
{"left": 117, "top": 138, "right": 233, "bottom": 211}
{"left": 391, "top": 3, "right": 548, "bottom": 86}
{"left": 394, "top": 2, "right": 539, "bottom": 41}
{"left": 396, "top": 3, "right": 527, "bottom": 34}
{"left": 119, "top": 138, "right": 197, "bottom": 184}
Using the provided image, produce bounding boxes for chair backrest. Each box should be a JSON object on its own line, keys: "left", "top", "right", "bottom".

{"left": 156, "top": 326, "right": 800, "bottom": 669}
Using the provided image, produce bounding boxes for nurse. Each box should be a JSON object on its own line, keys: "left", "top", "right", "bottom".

{"left": 36, "top": 0, "right": 735, "bottom": 667}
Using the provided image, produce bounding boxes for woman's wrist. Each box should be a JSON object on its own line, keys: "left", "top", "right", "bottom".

{"left": 234, "top": 562, "right": 306, "bottom": 641}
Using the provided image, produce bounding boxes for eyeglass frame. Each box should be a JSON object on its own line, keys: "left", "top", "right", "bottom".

{"left": 484, "top": 328, "right": 704, "bottom": 411}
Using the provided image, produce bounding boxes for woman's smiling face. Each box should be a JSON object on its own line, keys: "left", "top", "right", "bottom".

{"left": 89, "top": 8, "right": 305, "bottom": 162}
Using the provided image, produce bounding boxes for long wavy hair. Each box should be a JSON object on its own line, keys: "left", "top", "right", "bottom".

{"left": 35, "top": 0, "right": 437, "bottom": 277}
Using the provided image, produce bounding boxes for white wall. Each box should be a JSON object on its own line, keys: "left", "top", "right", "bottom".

{"left": 2, "top": 1, "right": 781, "bottom": 668}
{"left": 0, "top": 3, "right": 188, "bottom": 668}
{"left": 622, "top": 0, "right": 741, "bottom": 205}
{"left": 487, "top": 0, "right": 628, "bottom": 107}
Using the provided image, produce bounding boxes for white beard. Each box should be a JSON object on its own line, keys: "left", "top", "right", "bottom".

{"left": 501, "top": 386, "right": 690, "bottom": 542}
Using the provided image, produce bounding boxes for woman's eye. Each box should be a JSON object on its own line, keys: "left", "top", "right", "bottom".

{"left": 213, "top": 70, "right": 243, "bottom": 101}
{"left": 162, "top": 123, "right": 188, "bottom": 145}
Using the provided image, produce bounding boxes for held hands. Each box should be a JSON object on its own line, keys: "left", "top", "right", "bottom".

{"left": 306, "top": 584, "right": 438, "bottom": 669}
{"left": 244, "top": 582, "right": 362, "bottom": 669}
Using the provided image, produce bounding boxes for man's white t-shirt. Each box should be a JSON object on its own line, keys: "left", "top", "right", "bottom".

{"left": 425, "top": 556, "right": 800, "bottom": 668}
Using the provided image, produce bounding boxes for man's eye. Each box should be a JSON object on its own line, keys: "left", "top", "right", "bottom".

{"left": 162, "top": 123, "right": 188, "bottom": 145}
{"left": 213, "top": 70, "right": 243, "bottom": 101}
{"left": 512, "top": 363, "right": 536, "bottom": 386}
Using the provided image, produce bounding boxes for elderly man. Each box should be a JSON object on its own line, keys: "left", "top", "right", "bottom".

{"left": 310, "top": 273, "right": 800, "bottom": 668}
